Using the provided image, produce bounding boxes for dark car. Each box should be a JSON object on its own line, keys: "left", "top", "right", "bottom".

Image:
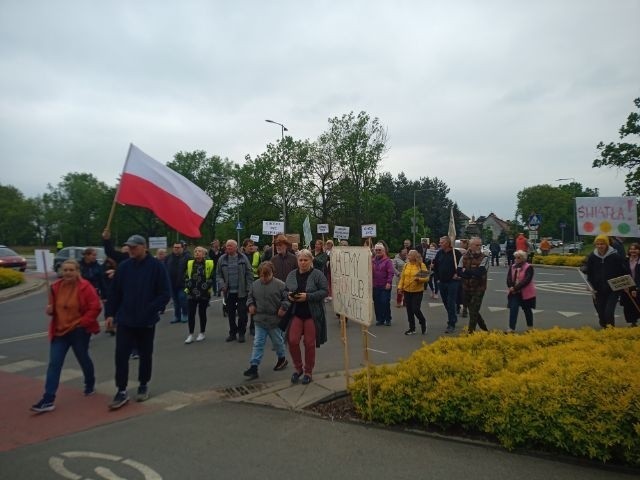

{"left": 53, "top": 246, "right": 106, "bottom": 276}
{"left": 0, "top": 246, "right": 27, "bottom": 272}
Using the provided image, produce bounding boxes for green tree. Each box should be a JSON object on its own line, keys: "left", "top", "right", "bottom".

{"left": 167, "top": 150, "right": 236, "bottom": 240}
{"left": 305, "top": 131, "right": 345, "bottom": 223}
{"left": 593, "top": 97, "right": 640, "bottom": 195}
{"left": 0, "top": 184, "right": 37, "bottom": 245}
{"left": 327, "top": 111, "right": 388, "bottom": 232}
{"left": 45, "top": 173, "right": 112, "bottom": 245}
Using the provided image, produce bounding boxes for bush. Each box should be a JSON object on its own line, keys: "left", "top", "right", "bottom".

{"left": 531, "top": 254, "right": 586, "bottom": 267}
{"left": 349, "top": 328, "right": 640, "bottom": 465}
{"left": 0, "top": 269, "right": 24, "bottom": 289}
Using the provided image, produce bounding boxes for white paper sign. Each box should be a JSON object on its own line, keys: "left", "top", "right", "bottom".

{"left": 576, "top": 196, "right": 638, "bottom": 237}
{"left": 330, "top": 246, "right": 372, "bottom": 326}
{"left": 334, "top": 225, "right": 350, "bottom": 240}
{"left": 148, "top": 236, "right": 167, "bottom": 249}
{"left": 34, "top": 249, "right": 54, "bottom": 273}
{"left": 262, "top": 221, "right": 285, "bottom": 235}
{"left": 425, "top": 248, "right": 438, "bottom": 260}
{"left": 250, "top": 234, "right": 260, "bottom": 243}
{"left": 361, "top": 224, "right": 377, "bottom": 238}
{"left": 607, "top": 275, "right": 636, "bottom": 292}
{"left": 317, "top": 223, "right": 329, "bottom": 234}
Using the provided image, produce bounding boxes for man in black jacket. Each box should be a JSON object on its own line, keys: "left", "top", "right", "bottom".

{"left": 165, "top": 242, "right": 189, "bottom": 324}
{"left": 433, "top": 236, "right": 462, "bottom": 334}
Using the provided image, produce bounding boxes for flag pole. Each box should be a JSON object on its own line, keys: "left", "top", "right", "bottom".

{"left": 105, "top": 143, "right": 134, "bottom": 232}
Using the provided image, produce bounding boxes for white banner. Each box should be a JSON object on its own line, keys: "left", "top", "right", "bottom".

{"left": 250, "top": 234, "right": 260, "bottom": 243}
{"left": 34, "top": 249, "right": 54, "bottom": 273}
{"left": 148, "top": 236, "right": 167, "bottom": 249}
{"left": 262, "top": 221, "right": 285, "bottom": 235}
{"left": 576, "top": 196, "right": 638, "bottom": 237}
{"left": 317, "top": 223, "right": 329, "bottom": 234}
{"left": 330, "top": 246, "right": 372, "bottom": 326}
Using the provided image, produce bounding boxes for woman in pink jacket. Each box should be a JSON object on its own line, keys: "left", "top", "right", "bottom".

{"left": 31, "top": 259, "right": 101, "bottom": 413}
{"left": 506, "top": 250, "right": 536, "bottom": 333}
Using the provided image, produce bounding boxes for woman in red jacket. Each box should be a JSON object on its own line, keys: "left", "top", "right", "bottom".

{"left": 31, "top": 259, "right": 101, "bottom": 413}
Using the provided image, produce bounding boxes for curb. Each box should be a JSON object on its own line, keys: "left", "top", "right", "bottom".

{"left": 0, "top": 278, "right": 46, "bottom": 302}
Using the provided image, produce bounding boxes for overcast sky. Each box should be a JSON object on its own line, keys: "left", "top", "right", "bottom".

{"left": 1, "top": 1, "right": 638, "bottom": 222}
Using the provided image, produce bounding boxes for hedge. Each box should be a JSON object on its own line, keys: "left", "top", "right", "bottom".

{"left": 531, "top": 254, "right": 586, "bottom": 267}
{"left": 349, "top": 328, "right": 640, "bottom": 466}
{"left": 0, "top": 269, "right": 24, "bottom": 289}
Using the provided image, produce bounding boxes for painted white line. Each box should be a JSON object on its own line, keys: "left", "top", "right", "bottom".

{"left": 37, "top": 368, "right": 82, "bottom": 382}
{"left": 558, "top": 311, "right": 581, "bottom": 318}
{"left": 0, "top": 359, "right": 46, "bottom": 373}
{"left": 487, "top": 307, "right": 508, "bottom": 312}
{"left": 0, "top": 331, "right": 47, "bottom": 345}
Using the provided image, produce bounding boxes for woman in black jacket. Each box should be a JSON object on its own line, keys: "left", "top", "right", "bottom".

{"left": 581, "top": 235, "right": 629, "bottom": 328}
{"left": 620, "top": 242, "right": 640, "bottom": 327}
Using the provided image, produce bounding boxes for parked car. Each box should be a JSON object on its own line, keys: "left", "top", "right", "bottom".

{"left": 0, "top": 246, "right": 27, "bottom": 272}
{"left": 53, "top": 246, "right": 106, "bottom": 276}
{"left": 550, "top": 239, "right": 563, "bottom": 247}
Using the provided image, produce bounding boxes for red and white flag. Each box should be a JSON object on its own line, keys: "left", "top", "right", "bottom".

{"left": 116, "top": 144, "right": 213, "bottom": 238}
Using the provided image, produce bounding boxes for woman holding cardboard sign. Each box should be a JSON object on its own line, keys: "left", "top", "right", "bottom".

{"left": 581, "top": 235, "right": 629, "bottom": 328}
{"left": 620, "top": 242, "right": 640, "bottom": 327}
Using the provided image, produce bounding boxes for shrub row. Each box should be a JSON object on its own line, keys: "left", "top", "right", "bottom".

{"left": 0, "top": 269, "right": 24, "bottom": 289}
{"left": 531, "top": 254, "right": 586, "bottom": 267}
{"left": 349, "top": 328, "right": 640, "bottom": 466}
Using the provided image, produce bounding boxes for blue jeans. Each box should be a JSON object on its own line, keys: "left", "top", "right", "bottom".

{"left": 43, "top": 328, "right": 94, "bottom": 402}
{"left": 250, "top": 325, "right": 286, "bottom": 366}
{"left": 508, "top": 295, "right": 533, "bottom": 330}
{"left": 439, "top": 280, "right": 459, "bottom": 328}
{"left": 171, "top": 287, "right": 187, "bottom": 321}
{"left": 373, "top": 287, "right": 392, "bottom": 324}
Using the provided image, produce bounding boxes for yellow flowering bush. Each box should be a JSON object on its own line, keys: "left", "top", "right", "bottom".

{"left": 531, "top": 254, "right": 586, "bottom": 267}
{"left": 0, "top": 269, "right": 24, "bottom": 289}
{"left": 349, "top": 328, "right": 640, "bottom": 465}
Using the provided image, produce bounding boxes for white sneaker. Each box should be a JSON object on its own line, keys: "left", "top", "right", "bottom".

{"left": 184, "top": 334, "right": 194, "bottom": 344}
{"left": 196, "top": 333, "right": 205, "bottom": 342}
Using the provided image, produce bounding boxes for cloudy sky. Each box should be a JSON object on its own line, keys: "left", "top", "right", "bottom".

{"left": 1, "top": 1, "right": 638, "bottom": 221}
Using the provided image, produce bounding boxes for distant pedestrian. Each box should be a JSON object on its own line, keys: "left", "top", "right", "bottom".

{"left": 539, "top": 238, "right": 551, "bottom": 256}
{"left": 489, "top": 240, "right": 501, "bottom": 266}
{"left": 432, "top": 236, "right": 462, "bottom": 334}
{"left": 393, "top": 248, "right": 408, "bottom": 307}
{"left": 31, "top": 259, "right": 101, "bottom": 413}
{"left": 243, "top": 261, "right": 289, "bottom": 379}
{"left": 165, "top": 242, "right": 189, "bottom": 324}
{"left": 506, "top": 250, "right": 537, "bottom": 332}
{"left": 397, "top": 249, "right": 429, "bottom": 335}
{"left": 284, "top": 249, "right": 328, "bottom": 385}
{"left": 505, "top": 236, "right": 516, "bottom": 267}
{"left": 105, "top": 235, "right": 171, "bottom": 409}
{"left": 459, "top": 237, "right": 489, "bottom": 332}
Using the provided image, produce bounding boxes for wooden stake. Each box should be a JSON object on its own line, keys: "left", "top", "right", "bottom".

{"left": 341, "top": 314, "right": 349, "bottom": 389}
{"left": 362, "top": 324, "right": 373, "bottom": 422}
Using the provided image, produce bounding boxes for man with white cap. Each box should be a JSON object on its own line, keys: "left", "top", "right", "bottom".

{"left": 105, "top": 234, "right": 171, "bottom": 409}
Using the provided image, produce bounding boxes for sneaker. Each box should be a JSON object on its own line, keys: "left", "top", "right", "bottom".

{"left": 384, "top": 321, "right": 391, "bottom": 326}
{"left": 301, "top": 374, "right": 312, "bottom": 385}
{"left": 504, "top": 328, "right": 516, "bottom": 334}
{"left": 130, "top": 352, "right": 139, "bottom": 360}
{"left": 243, "top": 365, "right": 259, "bottom": 379}
{"left": 273, "top": 357, "right": 288, "bottom": 371}
{"left": 421, "top": 325, "right": 427, "bottom": 335}
{"left": 184, "top": 334, "right": 194, "bottom": 344}
{"left": 136, "top": 385, "right": 150, "bottom": 402}
{"left": 196, "top": 333, "right": 205, "bottom": 342}
{"left": 238, "top": 334, "right": 246, "bottom": 343}
{"left": 84, "top": 387, "right": 96, "bottom": 396}
{"left": 109, "top": 391, "right": 129, "bottom": 410}
{"left": 181, "top": 316, "right": 188, "bottom": 323}
{"left": 291, "top": 371, "right": 303, "bottom": 384}
{"left": 225, "top": 334, "right": 237, "bottom": 342}
{"left": 404, "top": 329, "right": 416, "bottom": 335}
{"left": 445, "top": 326, "right": 455, "bottom": 334}
{"left": 31, "top": 398, "right": 55, "bottom": 413}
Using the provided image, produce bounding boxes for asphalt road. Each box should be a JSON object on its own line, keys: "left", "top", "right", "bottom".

{"left": 1, "top": 266, "right": 634, "bottom": 479}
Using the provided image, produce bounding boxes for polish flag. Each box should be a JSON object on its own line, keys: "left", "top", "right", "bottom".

{"left": 116, "top": 144, "right": 213, "bottom": 238}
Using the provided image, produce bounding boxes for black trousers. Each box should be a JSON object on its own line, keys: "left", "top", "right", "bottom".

{"left": 227, "top": 293, "right": 248, "bottom": 336}
{"left": 404, "top": 291, "right": 426, "bottom": 331}
{"left": 593, "top": 291, "right": 620, "bottom": 327}
{"left": 115, "top": 324, "right": 155, "bottom": 391}
{"left": 187, "top": 298, "right": 209, "bottom": 334}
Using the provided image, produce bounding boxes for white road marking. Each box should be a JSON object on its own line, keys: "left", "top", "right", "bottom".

{"left": 0, "top": 359, "right": 46, "bottom": 372}
{"left": 558, "top": 311, "right": 581, "bottom": 317}
{"left": 0, "top": 331, "right": 47, "bottom": 344}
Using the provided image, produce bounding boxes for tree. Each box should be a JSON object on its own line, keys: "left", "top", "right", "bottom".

{"left": 45, "top": 173, "right": 112, "bottom": 245}
{"left": 167, "top": 150, "right": 236, "bottom": 240}
{"left": 593, "top": 97, "right": 640, "bottom": 196}
{"left": 0, "top": 184, "right": 37, "bottom": 245}
{"left": 326, "top": 111, "right": 388, "bottom": 232}
{"left": 305, "top": 131, "right": 345, "bottom": 223}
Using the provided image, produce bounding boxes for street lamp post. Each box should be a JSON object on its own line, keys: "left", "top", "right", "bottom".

{"left": 556, "top": 177, "right": 577, "bottom": 243}
{"left": 412, "top": 189, "right": 428, "bottom": 247}
{"left": 265, "top": 119, "right": 289, "bottom": 232}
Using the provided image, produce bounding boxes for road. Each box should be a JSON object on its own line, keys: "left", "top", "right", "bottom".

{"left": 1, "top": 266, "right": 633, "bottom": 479}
